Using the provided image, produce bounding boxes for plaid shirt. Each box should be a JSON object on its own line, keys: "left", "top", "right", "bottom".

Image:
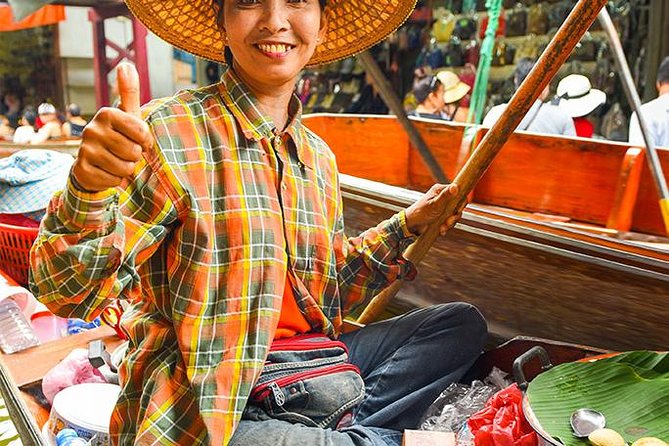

{"left": 30, "top": 67, "right": 415, "bottom": 446}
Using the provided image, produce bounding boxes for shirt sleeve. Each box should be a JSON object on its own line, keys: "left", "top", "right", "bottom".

{"left": 332, "top": 176, "right": 416, "bottom": 316}
{"left": 29, "top": 148, "right": 178, "bottom": 321}
{"left": 563, "top": 115, "right": 577, "bottom": 137}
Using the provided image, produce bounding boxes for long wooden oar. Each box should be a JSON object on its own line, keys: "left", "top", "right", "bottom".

{"left": 357, "top": 0, "right": 610, "bottom": 325}
{"left": 598, "top": 9, "right": 669, "bottom": 235}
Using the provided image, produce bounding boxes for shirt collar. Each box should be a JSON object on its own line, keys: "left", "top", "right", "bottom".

{"left": 217, "top": 66, "right": 312, "bottom": 168}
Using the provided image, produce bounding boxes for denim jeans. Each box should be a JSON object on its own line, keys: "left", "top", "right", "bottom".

{"left": 229, "top": 303, "right": 487, "bottom": 446}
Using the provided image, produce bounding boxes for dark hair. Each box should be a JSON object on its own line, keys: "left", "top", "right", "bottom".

{"left": 658, "top": 56, "right": 669, "bottom": 85}
{"left": 212, "top": 0, "right": 327, "bottom": 27}
{"left": 22, "top": 110, "right": 36, "bottom": 126}
{"left": 513, "top": 57, "right": 535, "bottom": 89}
{"left": 67, "top": 103, "right": 81, "bottom": 117}
{"left": 413, "top": 75, "right": 441, "bottom": 104}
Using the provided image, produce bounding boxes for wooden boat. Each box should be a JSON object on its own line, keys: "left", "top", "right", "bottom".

{"left": 1, "top": 116, "right": 667, "bottom": 352}
{"left": 0, "top": 325, "right": 607, "bottom": 445}
{"left": 304, "top": 113, "right": 669, "bottom": 352}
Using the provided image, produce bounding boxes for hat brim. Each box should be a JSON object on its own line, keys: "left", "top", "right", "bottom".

{"left": 558, "top": 89, "right": 606, "bottom": 118}
{"left": 0, "top": 157, "right": 72, "bottom": 214}
{"left": 443, "top": 82, "right": 470, "bottom": 104}
{"left": 124, "top": 0, "right": 418, "bottom": 67}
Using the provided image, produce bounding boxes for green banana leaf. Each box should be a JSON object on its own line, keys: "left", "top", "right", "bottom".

{"left": 527, "top": 351, "right": 669, "bottom": 446}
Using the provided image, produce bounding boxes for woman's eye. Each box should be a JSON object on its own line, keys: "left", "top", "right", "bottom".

{"left": 237, "top": 0, "right": 260, "bottom": 5}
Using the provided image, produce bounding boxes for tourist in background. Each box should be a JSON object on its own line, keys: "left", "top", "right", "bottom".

{"left": 556, "top": 74, "right": 606, "bottom": 138}
{"left": 483, "top": 58, "right": 576, "bottom": 136}
{"left": 62, "top": 103, "right": 88, "bottom": 138}
{"left": 629, "top": 56, "right": 669, "bottom": 148}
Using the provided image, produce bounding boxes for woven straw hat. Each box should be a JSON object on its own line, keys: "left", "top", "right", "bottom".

{"left": 124, "top": 0, "right": 418, "bottom": 67}
{"left": 436, "top": 71, "right": 470, "bottom": 104}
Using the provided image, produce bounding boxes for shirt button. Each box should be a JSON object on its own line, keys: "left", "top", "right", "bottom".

{"left": 281, "top": 183, "right": 287, "bottom": 190}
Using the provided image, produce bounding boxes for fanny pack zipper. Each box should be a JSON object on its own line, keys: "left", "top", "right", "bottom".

{"left": 251, "top": 363, "right": 361, "bottom": 404}
{"left": 269, "top": 334, "right": 349, "bottom": 354}
{"left": 261, "top": 352, "right": 348, "bottom": 375}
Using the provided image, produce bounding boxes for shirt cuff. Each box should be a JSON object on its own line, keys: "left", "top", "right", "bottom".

{"left": 60, "top": 177, "right": 119, "bottom": 230}
{"left": 381, "top": 210, "right": 417, "bottom": 244}
{"left": 397, "top": 210, "right": 418, "bottom": 239}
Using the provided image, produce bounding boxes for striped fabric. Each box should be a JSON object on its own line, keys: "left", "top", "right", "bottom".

{"left": 30, "top": 66, "right": 416, "bottom": 446}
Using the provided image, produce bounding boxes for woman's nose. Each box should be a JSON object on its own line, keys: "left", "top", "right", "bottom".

{"left": 259, "top": 2, "right": 289, "bottom": 34}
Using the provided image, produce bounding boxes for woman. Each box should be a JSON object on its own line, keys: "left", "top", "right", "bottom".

{"left": 30, "top": 1, "right": 486, "bottom": 445}
{"left": 61, "top": 103, "right": 88, "bottom": 138}
{"left": 436, "top": 70, "right": 471, "bottom": 122}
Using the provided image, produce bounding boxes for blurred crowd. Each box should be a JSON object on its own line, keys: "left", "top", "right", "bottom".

{"left": 0, "top": 97, "right": 87, "bottom": 144}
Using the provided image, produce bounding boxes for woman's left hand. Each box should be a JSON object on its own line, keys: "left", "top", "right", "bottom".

{"left": 404, "top": 183, "right": 466, "bottom": 236}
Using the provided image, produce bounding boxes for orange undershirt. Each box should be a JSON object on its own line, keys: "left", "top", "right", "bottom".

{"left": 274, "top": 274, "right": 311, "bottom": 339}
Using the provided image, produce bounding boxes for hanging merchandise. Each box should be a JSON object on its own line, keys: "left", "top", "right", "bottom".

{"left": 505, "top": 4, "right": 528, "bottom": 37}
{"left": 468, "top": 0, "right": 503, "bottom": 124}
{"left": 432, "top": 8, "right": 456, "bottom": 43}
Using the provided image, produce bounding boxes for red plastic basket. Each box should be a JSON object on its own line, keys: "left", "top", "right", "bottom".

{"left": 0, "top": 223, "right": 39, "bottom": 287}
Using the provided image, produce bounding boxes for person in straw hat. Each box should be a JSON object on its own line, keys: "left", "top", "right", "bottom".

{"left": 436, "top": 70, "right": 470, "bottom": 122}
{"left": 30, "top": 1, "right": 486, "bottom": 445}
{"left": 556, "top": 73, "right": 606, "bottom": 138}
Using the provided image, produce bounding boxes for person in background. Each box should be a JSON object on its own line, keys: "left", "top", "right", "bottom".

{"left": 436, "top": 70, "right": 471, "bottom": 122}
{"left": 0, "top": 115, "right": 13, "bottom": 140}
{"left": 483, "top": 58, "right": 576, "bottom": 136}
{"left": 12, "top": 110, "right": 37, "bottom": 144}
{"left": 1, "top": 92, "right": 22, "bottom": 129}
{"left": 556, "top": 74, "right": 606, "bottom": 138}
{"left": 61, "top": 103, "right": 88, "bottom": 138}
{"left": 30, "top": 0, "right": 486, "bottom": 443}
{"left": 629, "top": 56, "right": 669, "bottom": 148}
{"left": 31, "top": 103, "right": 64, "bottom": 144}
{"left": 412, "top": 75, "right": 447, "bottom": 119}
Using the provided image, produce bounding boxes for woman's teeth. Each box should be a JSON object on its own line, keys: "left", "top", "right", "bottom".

{"left": 257, "top": 44, "right": 292, "bottom": 53}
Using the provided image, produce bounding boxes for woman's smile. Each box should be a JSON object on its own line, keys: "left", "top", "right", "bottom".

{"left": 255, "top": 41, "right": 297, "bottom": 58}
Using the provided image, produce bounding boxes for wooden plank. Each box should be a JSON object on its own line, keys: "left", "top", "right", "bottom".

{"left": 304, "top": 114, "right": 410, "bottom": 187}
{"left": 0, "top": 325, "right": 123, "bottom": 387}
{"left": 607, "top": 148, "right": 645, "bottom": 231}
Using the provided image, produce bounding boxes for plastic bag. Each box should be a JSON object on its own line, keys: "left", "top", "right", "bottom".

{"left": 467, "top": 383, "right": 538, "bottom": 446}
{"left": 42, "top": 348, "right": 108, "bottom": 404}
{"left": 420, "top": 367, "right": 510, "bottom": 439}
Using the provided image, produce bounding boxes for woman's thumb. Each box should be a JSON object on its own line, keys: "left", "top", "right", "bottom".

{"left": 117, "top": 62, "right": 141, "bottom": 117}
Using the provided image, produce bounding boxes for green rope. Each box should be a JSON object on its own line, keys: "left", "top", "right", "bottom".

{"left": 462, "top": 0, "right": 477, "bottom": 14}
{"left": 467, "top": 0, "right": 502, "bottom": 124}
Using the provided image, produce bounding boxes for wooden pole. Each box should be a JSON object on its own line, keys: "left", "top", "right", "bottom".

{"left": 598, "top": 9, "right": 669, "bottom": 235}
{"left": 357, "top": 0, "right": 610, "bottom": 325}
{"left": 357, "top": 51, "right": 450, "bottom": 184}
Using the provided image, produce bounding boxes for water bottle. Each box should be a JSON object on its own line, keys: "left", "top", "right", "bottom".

{"left": 55, "top": 428, "right": 88, "bottom": 446}
{"left": 0, "top": 298, "right": 40, "bottom": 354}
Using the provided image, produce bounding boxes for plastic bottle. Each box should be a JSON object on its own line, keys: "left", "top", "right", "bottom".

{"left": 55, "top": 428, "right": 88, "bottom": 446}
{"left": 0, "top": 298, "right": 40, "bottom": 354}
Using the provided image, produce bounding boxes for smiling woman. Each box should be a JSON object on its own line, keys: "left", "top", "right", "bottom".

{"left": 29, "top": 0, "right": 488, "bottom": 445}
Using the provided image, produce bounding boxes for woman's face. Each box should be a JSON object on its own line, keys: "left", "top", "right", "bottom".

{"left": 429, "top": 84, "right": 446, "bottom": 110}
{"left": 223, "top": 0, "right": 327, "bottom": 89}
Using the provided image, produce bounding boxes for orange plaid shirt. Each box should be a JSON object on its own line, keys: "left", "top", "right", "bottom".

{"left": 30, "top": 66, "right": 416, "bottom": 445}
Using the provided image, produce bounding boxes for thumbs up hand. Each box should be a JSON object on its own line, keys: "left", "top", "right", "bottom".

{"left": 71, "top": 63, "right": 154, "bottom": 193}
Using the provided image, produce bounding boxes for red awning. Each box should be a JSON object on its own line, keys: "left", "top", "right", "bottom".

{"left": 0, "top": 4, "right": 65, "bottom": 32}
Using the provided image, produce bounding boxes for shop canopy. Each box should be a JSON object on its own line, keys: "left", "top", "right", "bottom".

{"left": 0, "top": 0, "right": 121, "bottom": 32}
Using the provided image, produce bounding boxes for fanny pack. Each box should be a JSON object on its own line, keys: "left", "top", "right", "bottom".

{"left": 246, "top": 334, "right": 365, "bottom": 429}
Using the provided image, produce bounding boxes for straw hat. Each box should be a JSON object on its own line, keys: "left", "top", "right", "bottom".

{"left": 556, "top": 74, "right": 606, "bottom": 118}
{"left": 436, "top": 71, "right": 471, "bottom": 104}
{"left": 124, "top": 0, "right": 418, "bottom": 67}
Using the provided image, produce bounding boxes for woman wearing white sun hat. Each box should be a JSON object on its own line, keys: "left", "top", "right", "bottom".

{"left": 30, "top": 0, "right": 486, "bottom": 444}
{"left": 557, "top": 74, "right": 607, "bottom": 138}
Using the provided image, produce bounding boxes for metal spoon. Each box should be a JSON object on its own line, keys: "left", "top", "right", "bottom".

{"left": 571, "top": 409, "right": 607, "bottom": 437}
